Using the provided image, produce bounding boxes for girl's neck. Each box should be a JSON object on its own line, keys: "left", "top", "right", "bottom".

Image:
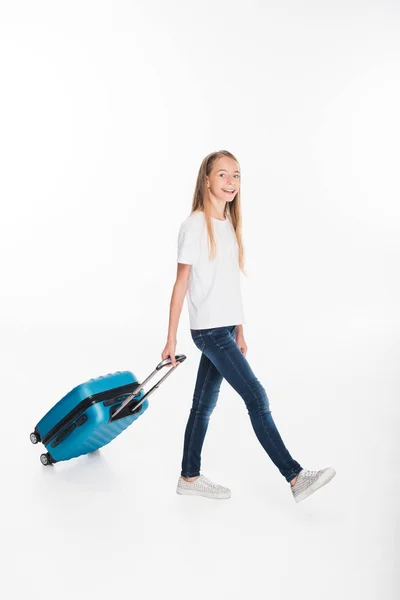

{"left": 194, "top": 208, "right": 228, "bottom": 222}
{"left": 208, "top": 199, "right": 227, "bottom": 221}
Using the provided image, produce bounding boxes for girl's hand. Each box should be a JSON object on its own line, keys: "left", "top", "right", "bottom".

{"left": 162, "top": 340, "right": 179, "bottom": 367}
{"left": 235, "top": 332, "right": 248, "bottom": 357}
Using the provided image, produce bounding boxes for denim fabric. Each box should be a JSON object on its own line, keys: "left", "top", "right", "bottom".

{"left": 181, "top": 325, "right": 303, "bottom": 482}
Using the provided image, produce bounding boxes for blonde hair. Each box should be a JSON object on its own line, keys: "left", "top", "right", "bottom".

{"left": 189, "top": 150, "right": 247, "bottom": 276}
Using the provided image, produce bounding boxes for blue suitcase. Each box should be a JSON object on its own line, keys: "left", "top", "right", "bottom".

{"left": 30, "top": 354, "right": 186, "bottom": 466}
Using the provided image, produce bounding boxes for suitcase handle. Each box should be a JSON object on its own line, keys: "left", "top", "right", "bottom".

{"left": 110, "top": 354, "right": 186, "bottom": 421}
{"left": 156, "top": 354, "right": 186, "bottom": 370}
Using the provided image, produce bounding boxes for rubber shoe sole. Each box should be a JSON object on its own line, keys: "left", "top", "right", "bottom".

{"left": 177, "top": 487, "right": 231, "bottom": 499}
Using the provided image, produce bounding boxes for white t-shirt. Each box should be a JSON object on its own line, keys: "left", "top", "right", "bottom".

{"left": 177, "top": 210, "right": 246, "bottom": 330}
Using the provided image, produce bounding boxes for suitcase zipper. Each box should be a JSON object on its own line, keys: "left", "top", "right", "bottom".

{"left": 41, "top": 382, "right": 142, "bottom": 446}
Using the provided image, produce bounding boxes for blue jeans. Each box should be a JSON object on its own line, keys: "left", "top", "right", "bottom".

{"left": 181, "top": 325, "right": 303, "bottom": 483}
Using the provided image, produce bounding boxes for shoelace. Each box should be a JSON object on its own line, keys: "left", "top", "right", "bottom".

{"left": 199, "top": 476, "right": 219, "bottom": 488}
{"left": 302, "top": 469, "right": 319, "bottom": 478}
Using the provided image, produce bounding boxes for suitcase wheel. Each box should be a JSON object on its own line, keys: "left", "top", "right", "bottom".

{"left": 40, "top": 453, "right": 54, "bottom": 466}
{"left": 30, "top": 431, "right": 40, "bottom": 445}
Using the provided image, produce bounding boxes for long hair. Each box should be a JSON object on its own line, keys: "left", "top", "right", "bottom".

{"left": 190, "top": 150, "right": 247, "bottom": 276}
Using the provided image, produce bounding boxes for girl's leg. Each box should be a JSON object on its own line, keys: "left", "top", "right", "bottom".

{"left": 180, "top": 349, "right": 223, "bottom": 478}
{"left": 193, "top": 326, "right": 303, "bottom": 483}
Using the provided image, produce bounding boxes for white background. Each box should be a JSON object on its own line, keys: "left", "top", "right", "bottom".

{"left": 1, "top": 1, "right": 399, "bottom": 598}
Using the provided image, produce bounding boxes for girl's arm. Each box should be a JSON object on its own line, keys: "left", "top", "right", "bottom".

{"left": 161, "top": 264, "right": 190, "bottom": 366}
{"left": 166, "top": 263, "right": 191, "bottom": 343}
{"left": 234, "top": 324, "right": 247, "bottom": 357}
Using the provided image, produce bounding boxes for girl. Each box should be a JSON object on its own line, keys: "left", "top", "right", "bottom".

{"left": 161, "top": 150, "right": 336, "bottom": 503}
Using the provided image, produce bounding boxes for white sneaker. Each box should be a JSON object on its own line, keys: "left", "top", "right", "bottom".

{"left": 176, "top": 474, "right": 231, "bottom": 499}
{"left": 291, "top": 467, "right": 336, "bottom": 503}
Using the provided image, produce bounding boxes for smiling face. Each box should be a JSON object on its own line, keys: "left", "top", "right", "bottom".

{"left": 206, "top": 156, "right": 241, "bottom": 203}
